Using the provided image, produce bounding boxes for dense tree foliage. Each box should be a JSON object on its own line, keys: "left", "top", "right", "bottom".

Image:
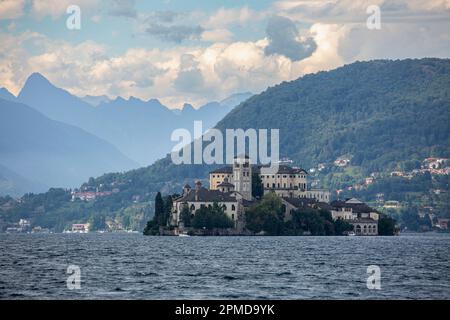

{"left": 143, "top": 192, "right": 172, "bottom": 235}
{"left": 378, "top": 215, "right": 397, "bottom": 236}
{"left": 191, "top": 203, "right": 234, "bottom": 230}
{"left": 252, "top": 172, "right": 264, "bottom": 199}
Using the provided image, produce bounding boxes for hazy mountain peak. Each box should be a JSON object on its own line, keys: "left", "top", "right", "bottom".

{"left": 219, "top": 92, "right": 253, "bottom": 107}
{"left": 128, "top": 96, "right": 142, "bottom": 102}
{"left": 0, "top": 87, "right": 16, "bottom": 102}
{"left": 23, "top": 72, "right": 53, "bottom": 89}
{"left": 81, "top": 95, "right": 111, "bottom": 107}
{"left": 146, "top": 98, "right": 162, "bottom": 104}
{"left": 182, "top": 103, "right": 195, "bottom": 111}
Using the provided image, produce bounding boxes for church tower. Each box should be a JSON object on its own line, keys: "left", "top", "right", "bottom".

{"left": 232, "top": 155, "right": 252, "bottom": 200}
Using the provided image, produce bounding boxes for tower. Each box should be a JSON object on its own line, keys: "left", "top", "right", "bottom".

{"left": 232, "top": 155, "right": 252, "bottom": 200}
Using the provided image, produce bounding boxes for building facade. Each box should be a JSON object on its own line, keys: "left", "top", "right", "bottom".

{"left": 170, "top": 181, "right": 246, "bottom": 230}
{"left": 210, "top": 160, "right": 330, "bottom": 203}
{"left": 330, "top": 198, "right": 379, "bottom": 235}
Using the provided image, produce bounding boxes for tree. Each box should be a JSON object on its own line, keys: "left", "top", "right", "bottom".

{"left": 162, "top": 195, "right": 173, "bottom": 226}
{"left": 292, "top": 208, "right": 326, "bottom": 235}
{"left": 245, "top": 193, "right": 284, "bottom": 235}
{"left": 378, "top": 215, "right": 397, "bottom": 235}
{"left": 180, "top": 205, "right": 191, "bottom": 227}
{"left": 89, "top": 214, "right": 106, "bottom": 231}
{"left": 252, "top": 172, "right": 264, "bottom": 199}
{"left": 192, "top": 203, "right": 234, "bottom": 230}
{"left": 154, "top": 192, "right": 164, "bottom": 224}
{"left": 334, "top": 218, "right": 353, "bottom": 235}
{"left": 143, "top": 192, "right": 165, "bottom": 235}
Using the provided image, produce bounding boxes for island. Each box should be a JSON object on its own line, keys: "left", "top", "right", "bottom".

{"left": 144, "top": 155, "right": 397, "bottom": 236}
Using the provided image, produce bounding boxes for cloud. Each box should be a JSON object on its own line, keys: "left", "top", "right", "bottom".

{"left": 173, "top": 54, "right": 204, "bottom": 92}
{"left": 264, "top": 15, "right": 317, "bottom": 61}
{"left": 0, "top": 0, "right": 25, "bottom": 20}
{"left": 2, "top": 1, "right": 450, "bottom": 108}
{"left": 152, "top": 10, "right": 180, "bottom": 23}
{"left": 203, "top": 6, "right": 257, "bottom": 29}
{"left": 109, "top": 0, "right": 136, "bottom": 18}
{"left": 201, "top": 28, "right": 233, "bottom": 43}
{"left": 144, "top": 23, "right": 204, "bottom": 43}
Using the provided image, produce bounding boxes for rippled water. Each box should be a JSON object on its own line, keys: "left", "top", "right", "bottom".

{"left": 0, "top": 233, "right": 449, "bottom": 299}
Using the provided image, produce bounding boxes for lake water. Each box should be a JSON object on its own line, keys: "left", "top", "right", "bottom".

{"left": 0, "top": 233, "right": 449, "bottom": 299}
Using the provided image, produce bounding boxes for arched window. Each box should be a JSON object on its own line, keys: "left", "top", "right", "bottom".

{"left": 222, "top": 205, "right": 227, "bottom": 210}
{"left": 190, "top": 204, "right": 195, "bottom": 211}
{"left": 232, "top": 204, "right": 236, "bottom": 211}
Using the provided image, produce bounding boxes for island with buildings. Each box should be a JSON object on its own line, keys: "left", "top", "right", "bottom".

{"left": 144, "top": 155, "right": 393, "bottom": 236}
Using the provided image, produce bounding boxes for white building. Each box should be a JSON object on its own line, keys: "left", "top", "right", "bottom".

{"left": 330, "top": 198, "right": 379, "bottom": 235}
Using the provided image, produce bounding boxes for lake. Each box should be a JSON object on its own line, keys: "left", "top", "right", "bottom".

{"left": 0, "top": 233, "right": 449, "bottom": 299}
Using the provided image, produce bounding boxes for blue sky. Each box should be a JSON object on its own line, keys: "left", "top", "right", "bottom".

{"left": 1, "top": 0, "right": 449, "bottom": 108}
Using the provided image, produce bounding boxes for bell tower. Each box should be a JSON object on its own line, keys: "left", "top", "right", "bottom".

{"left": 233, "top": 155, "right": 252, "bottom": 200}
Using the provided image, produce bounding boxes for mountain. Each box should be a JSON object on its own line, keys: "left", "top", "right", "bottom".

{"left": 215, "top": 59, "right": 450, "bottom": 171}
{"left": 0, "top": 88, "right": 16, "bottom": 102}
{"left": 17, "top": 74, "right": 252, "bottom": 165}
{"left": 0, "top": 163, "right": 47, "bottom": 197}
{"left": 81, "top": 95, "right": 111, "bottom": 107}
{"left": 219, "top": 92, "right": 253, "bottom": 108}
{"left": 18, "top": 73, "right": 96, "bottom": 129}
{"left": 88, "top": 58, "right": 450, "bottom": 193}
{"left": 0, "top": 98, "right": 137, "bottom": 190}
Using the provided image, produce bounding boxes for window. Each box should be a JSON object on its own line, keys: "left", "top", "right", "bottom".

{"left": 190, "top": 204, "right": 195, "bottom": 211}
{"left": 231, "top": 214, "right": 235, "bottom": 220}
{"left": 223, "top": 205, "right": 227, "bottom": 210}
{"left": 232, "top": 204, "right": 236, "bottom": 211}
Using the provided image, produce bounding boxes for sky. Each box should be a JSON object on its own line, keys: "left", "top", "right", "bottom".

{"left": 0, "top": 0, "right": 449, "bottom": 108}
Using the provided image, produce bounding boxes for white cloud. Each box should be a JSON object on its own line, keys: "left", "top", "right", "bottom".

{"left": 1, "top": 1, "right": 450, "bottom": 108}
{"left": 203, "top": 6, "right": 259, "bottom": 29}
{"left": 201, "top": 28, "right": 233, "bottom": 43}
{"left": 0, "top": 0, "right": 25, "bottom": 20}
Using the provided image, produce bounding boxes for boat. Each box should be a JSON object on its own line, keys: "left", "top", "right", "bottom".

{"left": 344, "top": 231, "right": 356, "bottom": 236}
{"left": 178, "top": 233, "right": 190, "bottom": 237}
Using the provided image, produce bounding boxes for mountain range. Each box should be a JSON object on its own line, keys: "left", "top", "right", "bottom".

{"left": 0, "top": 75, "right": 251, "bottom": 196}
{"left": 89, "top": 58, "right": 450, "bottom": 193}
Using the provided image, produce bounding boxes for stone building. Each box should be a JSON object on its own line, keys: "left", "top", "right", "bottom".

{"left": 210, "top": 160, "right": 330, "bottom": 203}
{"left": 330, "top": 198, "right": 379, "bottom": 235}
{"left": 171, "top": 155, "right": 332, "bottom": 232}
{"left": 170, "top": 181, "right": 249, "bottom": 231}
